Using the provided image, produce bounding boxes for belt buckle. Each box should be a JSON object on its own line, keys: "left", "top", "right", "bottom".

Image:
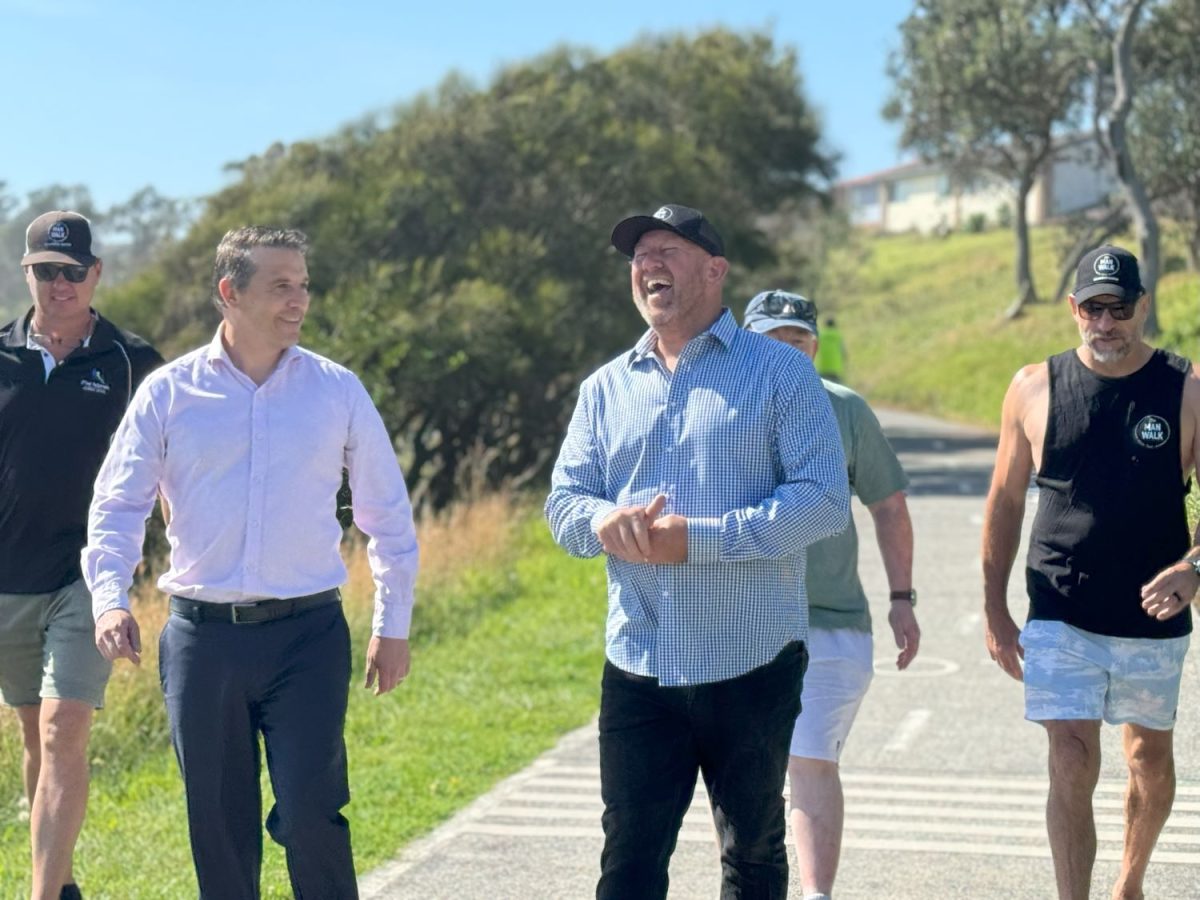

{"left": 230, "top": 603, "right": 259, "bottom": 624}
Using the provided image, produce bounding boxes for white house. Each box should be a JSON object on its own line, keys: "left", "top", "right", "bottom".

{"left": 837, "top": 138, "right": 1115, "bottom": 235}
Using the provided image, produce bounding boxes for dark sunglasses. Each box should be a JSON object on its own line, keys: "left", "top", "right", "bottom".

{"left": 1077, "top": 298, "right": 1139, "bottom": 321}
{"left": 31, "top": 262, "right": 91, "bottom": 284}
{"left": 760, "top": 291, "right": 816, "bottom": 321}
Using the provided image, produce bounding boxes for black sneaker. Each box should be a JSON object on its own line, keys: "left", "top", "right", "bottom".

{"left": 60, "top": 884, "right": 82, "bottom": 900}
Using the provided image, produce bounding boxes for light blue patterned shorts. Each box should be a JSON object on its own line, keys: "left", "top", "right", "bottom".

{"left": 1020, "top": 619, "right": 1190, "bottom": 730}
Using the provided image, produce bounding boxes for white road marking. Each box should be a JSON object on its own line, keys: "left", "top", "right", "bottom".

{"left": 445, "top": 759, "right": 1200, "bottom": 867}
{"left": 882, "top": 708, "right": 932, "bottom": 751}
{"left": 873, "top": 656, "right": 959, "bottom": 678}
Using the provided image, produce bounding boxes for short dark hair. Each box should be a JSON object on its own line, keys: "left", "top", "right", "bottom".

{"left": 212, "top": 226, "right": 308, "bottom": 310}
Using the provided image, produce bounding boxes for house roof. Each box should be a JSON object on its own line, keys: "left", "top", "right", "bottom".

{"left": 835, "top": 133, "right": 1101, "bottom": 190}
{"left": 836, "top": 159, "right": 933, "bottom": 189}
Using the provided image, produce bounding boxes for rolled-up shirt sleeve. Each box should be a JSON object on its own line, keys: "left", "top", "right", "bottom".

{"left": 345, "top": 377, "right": 419, "bottom": 639}
{"left": 82, "top": 378, "right": 167, "bottom": 621}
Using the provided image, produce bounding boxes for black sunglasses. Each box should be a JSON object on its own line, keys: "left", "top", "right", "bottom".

{"left": 31, "top": 262, "right": 91, "bottom": 284}
{"left": 760, "top": 291, "right": 816, "bottom": 321}
{"left": 1077, "top": 298, "right": 1139, "bottom": 321}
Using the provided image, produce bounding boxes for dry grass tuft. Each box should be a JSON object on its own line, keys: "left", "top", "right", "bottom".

{"left": 342, "top": 491, "right": 520, "bottom": 622}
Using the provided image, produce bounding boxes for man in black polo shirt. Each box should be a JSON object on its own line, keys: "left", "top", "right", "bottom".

{"left": 983, "top": 245, "right": 1200, "bottom": 900}
{"left": 0, "top": 211, "right": 162, "bottom": 900}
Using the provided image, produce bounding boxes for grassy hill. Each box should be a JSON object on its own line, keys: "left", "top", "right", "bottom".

{"left": 821, "top": 225, "right": 1200, "bottom": 429}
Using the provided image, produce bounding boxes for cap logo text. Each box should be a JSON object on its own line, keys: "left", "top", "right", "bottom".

{"left": 653, "top": 207, "right": 673, "bottom": 222}
{"left": 47, "top": 222, "right": 70, "bottom": 246}
{"left": 1093, "top": 253, "right": 1120, "bottom": 279}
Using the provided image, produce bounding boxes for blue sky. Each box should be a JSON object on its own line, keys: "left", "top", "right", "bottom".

{"left": 1, "top": 0, "right": 910, "bottom": 209}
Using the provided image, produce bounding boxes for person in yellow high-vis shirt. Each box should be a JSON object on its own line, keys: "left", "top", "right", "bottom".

{"left": 814, "top": 317, "right": 846, "bottom": 382}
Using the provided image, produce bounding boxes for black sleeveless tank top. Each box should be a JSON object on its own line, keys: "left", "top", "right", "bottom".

{"left": 1026, "top": 348, "right": 1193, "bottom": 638}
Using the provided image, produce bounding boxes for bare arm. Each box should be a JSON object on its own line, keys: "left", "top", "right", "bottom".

{"left": 982, "top": 365, "right": 1042, "bottom": 681}
{"left": 1141, "top": 363, "right": 1200, "bottom": 619}
{"left": 867, "top": 490, "right": 919, "bottom": 669}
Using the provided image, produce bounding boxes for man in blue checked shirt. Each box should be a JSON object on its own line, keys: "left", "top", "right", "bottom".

{"left": 545, "top": 203, "right": 850, "bottom": 899}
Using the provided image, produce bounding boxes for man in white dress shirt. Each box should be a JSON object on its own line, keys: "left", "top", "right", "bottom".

{"left": 83, "top": 226, "right": 419, "bottom": 899}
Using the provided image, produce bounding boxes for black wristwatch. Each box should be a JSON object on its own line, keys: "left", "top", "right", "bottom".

{"left": 890, "top": 589, "right": 917, "bottom": 606}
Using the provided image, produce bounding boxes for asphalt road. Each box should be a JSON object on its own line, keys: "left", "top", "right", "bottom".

{"left": 361, "top": 407, "right": 1200, "bottom": 899}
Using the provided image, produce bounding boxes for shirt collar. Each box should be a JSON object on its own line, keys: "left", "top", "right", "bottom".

{"left": 20, "top": 308, "right": 101, "bottom": 354}
{"left": 204, "top": 324, "right": 305, "bottom": 373}
{"left": 628, "top": 308, "right": 738, "bottom": 366}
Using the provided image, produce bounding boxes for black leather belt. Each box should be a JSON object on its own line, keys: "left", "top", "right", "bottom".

{"left": 169, "top": 589, "right": 340, "bottom": 625}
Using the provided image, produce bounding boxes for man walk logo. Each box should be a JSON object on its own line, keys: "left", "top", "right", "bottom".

{"left": 1133, "top": 414, "right": 1169, "bottom": 448}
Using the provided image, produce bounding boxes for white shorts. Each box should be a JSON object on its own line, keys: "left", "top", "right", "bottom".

{"left": 791, "top": 628, "right": 874, "bottom": 761}
{"left": 1020, "top": 619, "right": 1190, "bottom": 731}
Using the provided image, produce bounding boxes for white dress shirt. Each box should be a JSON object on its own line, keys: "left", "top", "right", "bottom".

{"left": 83, "top": 328, "right": 418, "bottom": 638}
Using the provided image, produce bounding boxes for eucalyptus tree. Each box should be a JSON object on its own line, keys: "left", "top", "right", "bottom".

{"left": 885, "top": 0, "right": 1086, "bottom": 317}
{"left": 1079, "top": 0, "right": 1161, "bottom": 334}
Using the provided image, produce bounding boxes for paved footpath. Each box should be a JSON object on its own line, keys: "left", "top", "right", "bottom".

{"left": 361, "top": 407, "right": 1200, "bottom": 899}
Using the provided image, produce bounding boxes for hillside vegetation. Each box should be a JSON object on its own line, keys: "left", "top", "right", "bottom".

{"left": 818, "top": 225, "right": 1200, "bottom": 429}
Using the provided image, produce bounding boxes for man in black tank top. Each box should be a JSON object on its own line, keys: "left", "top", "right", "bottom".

{"left": 982, "top": 245, "right": 1200, "bottom": 900}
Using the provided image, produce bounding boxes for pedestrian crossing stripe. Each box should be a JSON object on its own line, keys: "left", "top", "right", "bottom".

{"left": 455, "top": 764, "right": 1200, "bottom": 865}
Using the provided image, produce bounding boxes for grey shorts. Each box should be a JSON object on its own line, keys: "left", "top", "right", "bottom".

{"left": 1020, "top": 619, "right": 1189, "bottom": 730}
{"left": 0, "top": 580, "right": 112, "bottom": 709}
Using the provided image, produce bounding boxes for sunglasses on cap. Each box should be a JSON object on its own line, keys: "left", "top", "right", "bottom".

{"left": 30, "top": 262, "right": 92, "bottom": 284}
{"left": 760, "top": 291, "right": 816, "bottom": 321}
{"left": 1077, "top": 298, "right": 1139, "bottom": 321}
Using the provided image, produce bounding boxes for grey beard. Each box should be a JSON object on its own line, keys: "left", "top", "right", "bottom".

{"left": 1087, "top": 339, "right": 1131, "bottom": 364}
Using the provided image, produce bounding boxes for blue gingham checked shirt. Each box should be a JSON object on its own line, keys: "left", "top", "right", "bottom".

{"left": 545, "top": 309, "right": 849, "bottom": 686}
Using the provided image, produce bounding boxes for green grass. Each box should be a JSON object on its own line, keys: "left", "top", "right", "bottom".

{"left": 829, "top": 224, "right": 1200, "bottom": 525}
{"left": 829, "top": 225, "right": 1200, "bottom": 429}
{"left": 0, "top": 506, "right": 606, "bottom": 898}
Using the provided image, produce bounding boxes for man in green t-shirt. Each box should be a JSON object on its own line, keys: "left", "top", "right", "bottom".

{"left": 744, "top": 290, "right": 921, "bottom": 900}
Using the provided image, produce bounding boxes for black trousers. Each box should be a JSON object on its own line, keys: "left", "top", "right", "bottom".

{"left": 597, "top": 641, "right": 807, "bottom": 900}
{"left": 159, "top": 601, "right": 357, "bottom": 899}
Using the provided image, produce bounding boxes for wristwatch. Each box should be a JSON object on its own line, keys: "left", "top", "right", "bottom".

{"left": 1187, "top": 557, "right": 1200, "bottom": 579}
{"left": 889, "top": 589, "right": 917, "bottom": 606}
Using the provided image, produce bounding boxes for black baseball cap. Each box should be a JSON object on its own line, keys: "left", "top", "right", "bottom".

{"left": 22, "top": 211, "right": 97, "bottom": 266}
{"left": 610, "top": 204, "right": 725, "bottom": 259}
{"left": 1073, "top": 245, "right": 1143, "bottom": 302}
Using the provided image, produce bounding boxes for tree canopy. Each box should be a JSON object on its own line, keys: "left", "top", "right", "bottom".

{"left": 99, "top": 28, "right": 839, "bottom": 510}
{"left": 884, "top": 0, "right": 1086, "bottom": 316}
